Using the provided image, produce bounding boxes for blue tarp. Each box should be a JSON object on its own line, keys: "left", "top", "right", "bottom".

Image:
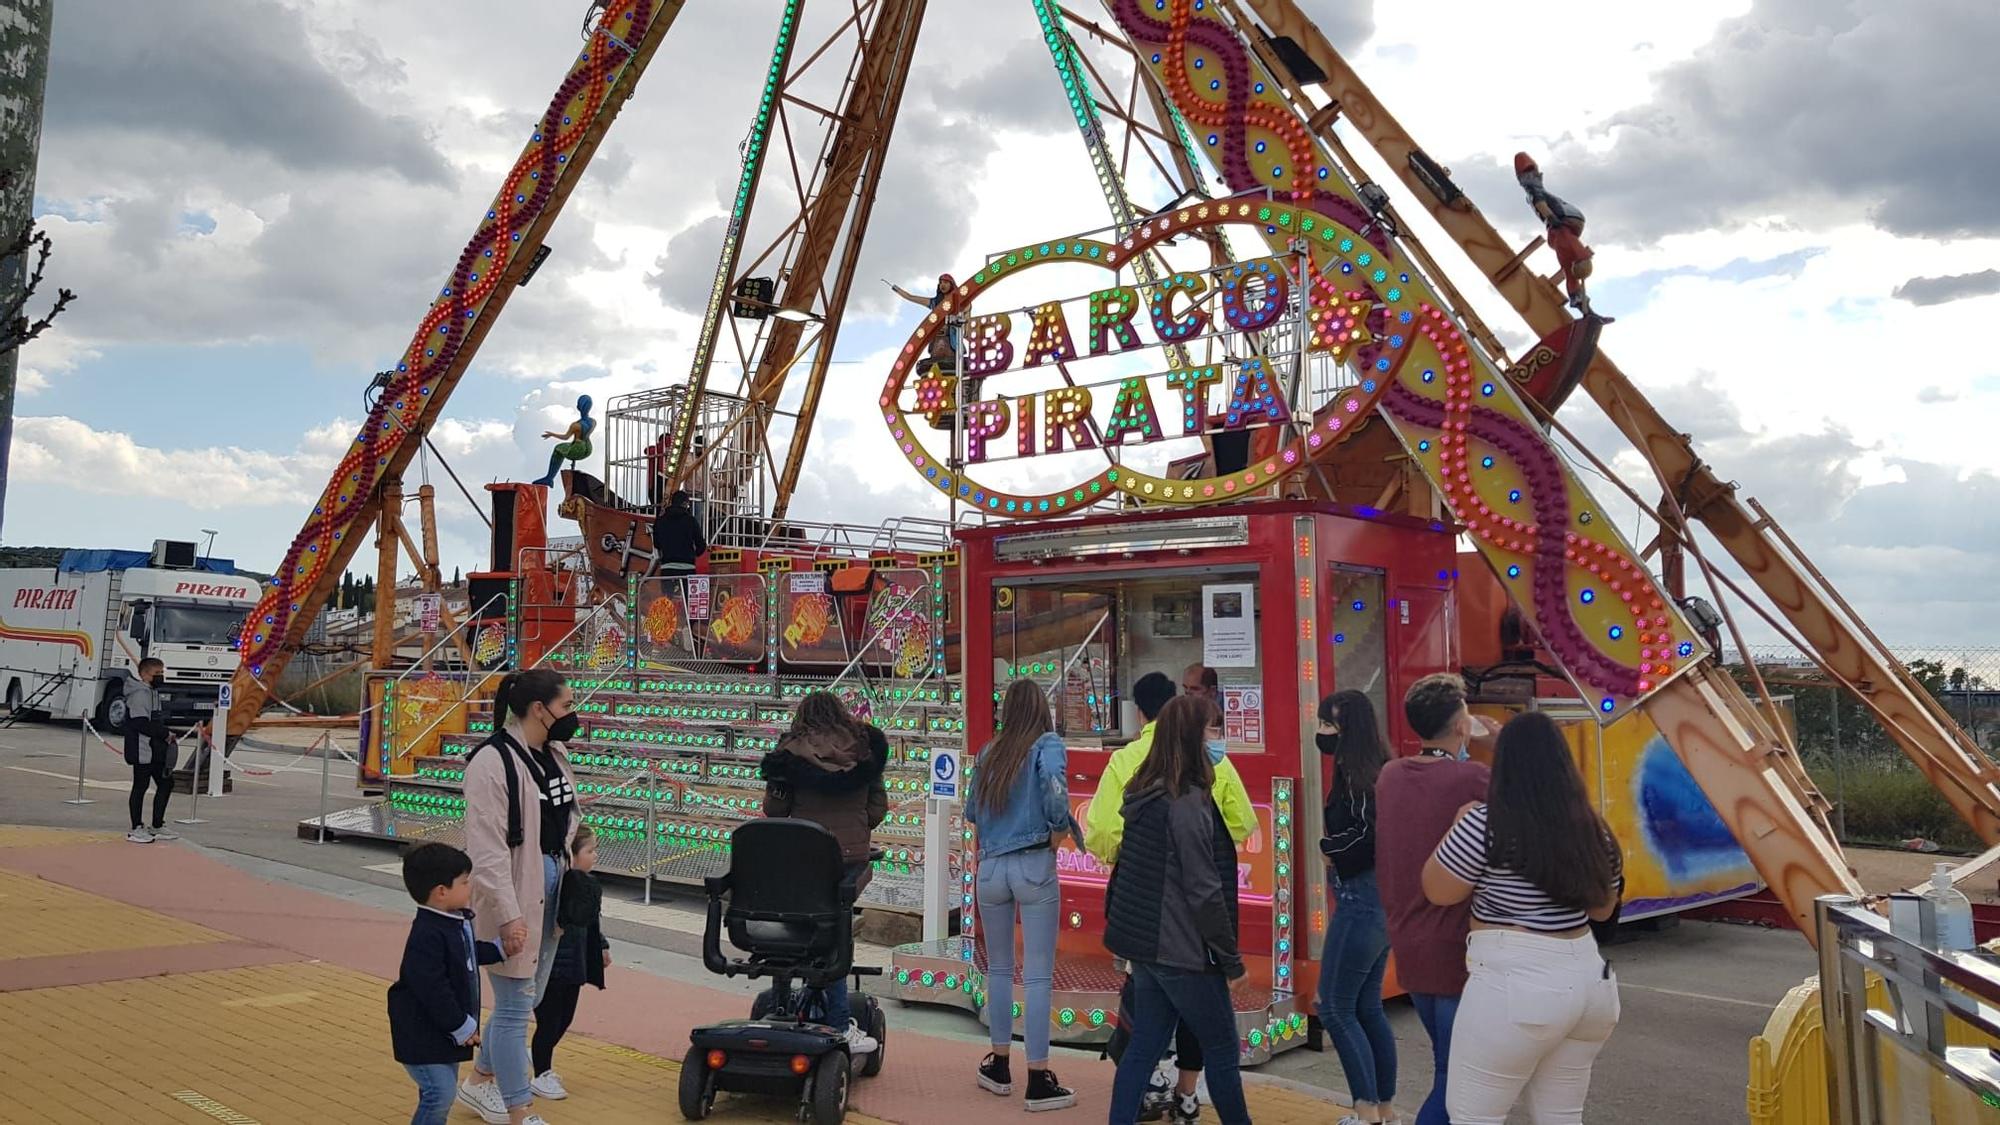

{"left": 58, "top": 549, "right": 237, "bottom": 576}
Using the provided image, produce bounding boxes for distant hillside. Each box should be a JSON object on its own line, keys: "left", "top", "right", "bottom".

{"left": 0, "top": 546, "right": 272, "bottom": 584}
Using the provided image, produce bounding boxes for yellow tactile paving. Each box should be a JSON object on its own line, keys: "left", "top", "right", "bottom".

{"left": 0, "top": 868, "right": 228, "bottom": 961}
{"left": 0, "top": 960, "right": 890, "bottom": 1125}
{"left": 0, "top": 825, "right": 120, "bottom": 849}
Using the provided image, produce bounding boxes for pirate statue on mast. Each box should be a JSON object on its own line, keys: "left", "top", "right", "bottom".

{"left": 1514, "top": 152, "right": 1609, "bottom": 321}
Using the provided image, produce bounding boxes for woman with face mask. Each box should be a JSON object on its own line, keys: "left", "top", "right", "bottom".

{"left": 1316, "top": 690, "right": 1399, "bottom": 1125}
{"left": 458, "top": 668, "right": 581, "bottom": 1125}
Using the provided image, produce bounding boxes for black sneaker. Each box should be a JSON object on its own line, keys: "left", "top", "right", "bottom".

{"left": 978, "top": 1053, "right": 1012, "bottom": 1096}
{"left": 1025, "top": 1069, "right": 1076, "bottom": 1113}
{"left": 1167, "top": 1091, "right": 1201, "bottom": 1125}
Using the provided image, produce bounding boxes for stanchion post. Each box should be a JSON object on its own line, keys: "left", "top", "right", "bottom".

{"left": 64, "top": 720, "right": 95, "bottom": 805}
{"left": 312, "top": 731, "right": 332, "bottom": 844}
{"left": 177, "top": 725, "right": 206, "bottom": 825}
{"left": 644, "top": 773, "right": 657, "bottom": 906}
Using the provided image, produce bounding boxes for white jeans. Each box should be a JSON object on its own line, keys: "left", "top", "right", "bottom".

{"left": 1446, "top": 929, "right": 1620, "bottom": 1124}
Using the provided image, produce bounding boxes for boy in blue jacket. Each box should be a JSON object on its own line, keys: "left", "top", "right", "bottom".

{"left": 389, "top": 843, "right": 504, "bottom": 1125}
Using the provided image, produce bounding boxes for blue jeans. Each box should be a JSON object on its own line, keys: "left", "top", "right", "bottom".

{"left": 1410, "top": 992, "right": 1461, "bottom": 1125}
{"left": 820, "top": 861, "right": 870, "bottom": 1029}
{"left": 403, "top": 1063, "right": 458, "bottom": 1125}
{"left": 1110, "top": 963, "right": 1250, "bottom": 1125}
{"left": 1316, "top": 870, "right": 1396, "bottom": 1105}
{"left": 976, "top": 845, "right": 1061, "bottom": 1062}
{"left": 477, "top": 854, "right": 562, "bottom": 1108}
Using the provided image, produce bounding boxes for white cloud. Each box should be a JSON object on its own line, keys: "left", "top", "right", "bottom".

{"left": 13, "top": 0, "right": 1999, "bottom": 652}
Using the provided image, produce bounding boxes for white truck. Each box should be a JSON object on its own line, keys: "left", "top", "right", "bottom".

{"left": 0, "top": 543, "right": 262, "bottom": 727}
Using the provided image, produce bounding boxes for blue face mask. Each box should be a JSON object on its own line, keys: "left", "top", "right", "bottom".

{"left": 1206, "top": 738, "right": 1228, "bottom": 764}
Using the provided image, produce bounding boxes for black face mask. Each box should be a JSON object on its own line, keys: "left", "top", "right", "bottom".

{"left": 544, "top": 711, "right": 581, "bottom": 745}
{"left": 1315, "top": 732, "right": 1340, "bottom": 756}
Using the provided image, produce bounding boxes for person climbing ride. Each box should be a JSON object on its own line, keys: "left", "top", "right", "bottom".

{"left": 535, "top": 394, "right": 596, "bottom": 486}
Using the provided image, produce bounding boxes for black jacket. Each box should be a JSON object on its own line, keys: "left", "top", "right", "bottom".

{"left": 388, "top": 909, "right": 504, "bottom": 1065}
{"left": 1103, "top": 783, "right": 1242, "bottom": 977}
{"left": 550, "top": 869, "right": 609, "bottom": 990}
{"left": 1319, "top": 786, "right": 1377, "bottom": 881}
{"left": 652, "top": 505, "right": 707, "bottom": 568}
{"left": 759, "top": 724, "right": 890, "bottom": 866}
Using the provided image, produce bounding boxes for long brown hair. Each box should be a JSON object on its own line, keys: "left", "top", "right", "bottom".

{"left": 974, "top": 680, "right": 1053, "bottom": 815}
{"left": 1131, "top": 696, "right": 1215, "bottom": 798}
{"left": 1486, "top": 712, "right": 1618, "bottom": 910}
{"left": 789, "top": 690, "right": 864, "bottom": 741}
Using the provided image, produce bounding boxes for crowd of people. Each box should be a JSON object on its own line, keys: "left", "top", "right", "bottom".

{"left": 971, "top": 666, "right": 1625, "bottom": 1125}
{"left": 384, "top": 661, "right": 1623, "bottom": 1125}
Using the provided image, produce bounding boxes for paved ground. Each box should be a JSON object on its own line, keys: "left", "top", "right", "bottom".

{"left": 0, "top": 718, "right": 1833, "bottom": 1122}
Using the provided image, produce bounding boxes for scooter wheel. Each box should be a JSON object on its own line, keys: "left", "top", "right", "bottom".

{"left": 858, "top": 998, "right": 886, "bottom": 1078}
{"left": 678, "top": 1045, "right": 714, "bottom": 1120}
{"left": 808, "top": 1051, "right": 849, "bottom": 1124}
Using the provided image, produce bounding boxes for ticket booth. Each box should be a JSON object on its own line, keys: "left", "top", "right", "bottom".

{"left": 891, "top": 499, "right": 1457, "bottom": 1062}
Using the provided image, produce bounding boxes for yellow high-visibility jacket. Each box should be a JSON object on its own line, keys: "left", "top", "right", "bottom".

{"left": 1082, "top": 720, "right": 1256, "bottom": 865}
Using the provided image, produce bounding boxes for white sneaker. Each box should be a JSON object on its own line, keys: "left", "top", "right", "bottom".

{"left": 530, "top": 1070, "right": 569, "bottom": 1100}
{"left": 841, "top": 1020, "right": 879, "bottom": 1054}
{"left": 149, "top": 826, "right": 179, "bottom": 841}
{"left": 126, "top": 828, "right": 154, "bottom": 843}
{"left": 456, "top": 1078, "right": 511, "bottom": 1125}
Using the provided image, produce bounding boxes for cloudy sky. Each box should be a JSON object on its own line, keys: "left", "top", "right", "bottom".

{"left": 12, "top": 0, "right": 1998, "bottom": 646}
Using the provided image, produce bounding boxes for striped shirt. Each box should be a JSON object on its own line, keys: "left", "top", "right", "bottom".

{"left": 1434, "top": 803, "right": 1619, "bottom": 933}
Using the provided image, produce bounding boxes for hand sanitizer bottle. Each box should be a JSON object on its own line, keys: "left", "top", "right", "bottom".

{"left": 1924, "top": 862, "right": 1977, "bottom": 952}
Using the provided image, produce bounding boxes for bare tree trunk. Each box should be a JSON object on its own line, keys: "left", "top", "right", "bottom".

{"left": 0, "top": 0, "right": 54, "bottom": 542}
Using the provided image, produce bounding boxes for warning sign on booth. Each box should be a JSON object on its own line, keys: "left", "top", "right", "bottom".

{"left": 1223, "top": 686, "right": 1264, "bottom": 745}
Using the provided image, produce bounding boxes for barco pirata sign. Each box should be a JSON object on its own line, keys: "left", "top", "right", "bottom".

{"left": 879, "top": 198, "right": 1464, "bottom": 518}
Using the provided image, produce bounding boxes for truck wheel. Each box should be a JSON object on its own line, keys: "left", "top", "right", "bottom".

{"left": 5, "top": 680, "right": 21, "bottom": 714}
{"left": 97, "top": 691, "right": 128, "bottom": 733}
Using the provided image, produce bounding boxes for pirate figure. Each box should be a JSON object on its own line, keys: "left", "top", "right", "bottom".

{"left": 1514, "top": 152, "right": 1602, "bottom": 317}
{"left": 535, "top": 393, "right": 596, "bottom": 486}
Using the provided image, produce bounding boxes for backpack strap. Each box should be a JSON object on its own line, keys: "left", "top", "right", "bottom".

{"left": 468, "top": 732, "right": 525, "bottom": 850}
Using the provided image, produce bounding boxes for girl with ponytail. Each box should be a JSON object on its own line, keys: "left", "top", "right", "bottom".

{"left": 458, "top": 667, "right": 582, "bottom": 1124}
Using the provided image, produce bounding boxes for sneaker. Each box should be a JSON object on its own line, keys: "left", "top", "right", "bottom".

{"left": 126, "top": 828, "right": 154, "bottom": 844}
{"left": 149, "top": 826, "right": 179, "bottom": 841}
{"left": 456, "top": 1078, "right": 511, "bottom": 1125}
{"left": 1025, "top": 1069, "right": 1077, "bottom": 1113}
{"left": 977, "top": 1053, "right": 1013, "bottom": 1096}
{"left": 531, "top": 1070, "right": 568, "bottom": 1100}
{"left": 1167, "top": 1092, "right": 1201, "bottom": 1125}
{"left": 841, "top": 1019, "right": 880, "bottom": 1055}
{"left": 1137, "top": 1071, "right": 1175, "bottom": 1122}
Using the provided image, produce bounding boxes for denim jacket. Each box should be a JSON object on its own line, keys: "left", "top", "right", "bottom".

{"left": 966, "top": 732, "right": 1080, "bottom": 860}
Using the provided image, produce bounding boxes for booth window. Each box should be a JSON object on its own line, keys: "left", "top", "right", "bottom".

{"left": 992, "top": 568, "right": 1265, "bottom": 748}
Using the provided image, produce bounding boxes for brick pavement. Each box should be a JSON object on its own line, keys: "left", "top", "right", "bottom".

{"left": 0, "top": 825, "right": 1349, "bottom": 1124}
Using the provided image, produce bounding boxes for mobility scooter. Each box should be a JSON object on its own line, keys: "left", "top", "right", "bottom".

{"left": 679, "top": 818, "right": 887, "bottom": 1124}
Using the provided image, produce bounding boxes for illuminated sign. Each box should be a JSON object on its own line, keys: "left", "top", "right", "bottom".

{"left": 880, "top": 199, "right": 1426, "bottom": 518}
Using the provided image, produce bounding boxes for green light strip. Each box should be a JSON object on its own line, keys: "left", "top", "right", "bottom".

{"left": 662, "top": 0, "right": 802, "bottom": 493}
{"left": 1030, "top": 0, "right": 1189, "bottom": 372}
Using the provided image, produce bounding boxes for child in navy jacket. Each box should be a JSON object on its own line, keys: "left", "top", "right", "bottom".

{"left": 389, "top": 843, "right": 503, "bottom": 1125}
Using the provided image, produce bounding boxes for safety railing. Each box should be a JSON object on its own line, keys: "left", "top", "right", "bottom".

{"left": 1812, "top": 894, "right": 2000, "bottom": 1123}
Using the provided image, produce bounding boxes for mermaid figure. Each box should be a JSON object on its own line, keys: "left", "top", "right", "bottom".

{"left": 535, "top": 394, "right": 596, "bottom": 486}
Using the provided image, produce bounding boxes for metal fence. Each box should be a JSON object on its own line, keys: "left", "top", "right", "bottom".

{"left": 1726, "top": 645, "right": 2000, "bottom": 851}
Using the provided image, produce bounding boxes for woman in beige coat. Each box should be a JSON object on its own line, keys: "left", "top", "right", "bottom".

{"left": 455, "top": 669, "right": 580, "bottom": 1125}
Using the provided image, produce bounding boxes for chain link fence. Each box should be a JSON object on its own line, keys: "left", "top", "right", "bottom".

{"left": 1725, "top": 645, "right": 2000, "bottom": 852}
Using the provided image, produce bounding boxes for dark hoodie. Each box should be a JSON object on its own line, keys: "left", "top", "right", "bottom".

{"left": 759, "top": 723, "right": 890, "bottom": 867}
{"left": 1102, "top": 782, "right": 1242, "bottom": 978}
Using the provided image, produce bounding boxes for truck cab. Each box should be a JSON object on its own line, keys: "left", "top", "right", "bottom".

{"left": 99, "top": 569, "right": 261, "bottom": 727}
